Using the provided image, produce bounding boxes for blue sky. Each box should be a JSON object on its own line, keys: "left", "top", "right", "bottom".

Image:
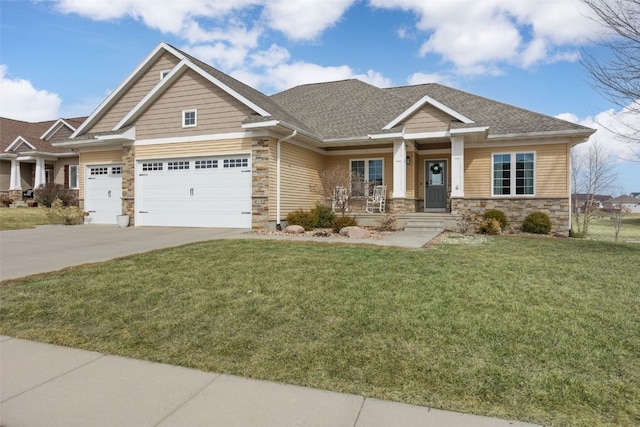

{"left": 1, "top": 0, "right": 638, "bottom": 193}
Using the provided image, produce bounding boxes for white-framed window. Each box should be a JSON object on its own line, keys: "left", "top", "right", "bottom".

{"left": 142, "top": 162, "right": 163, "bottom": 172}
{"left": 111, "top": 166, "right": 122, "bottom": 175}
{"left": 195, "top": 159, "right": 218, "bottom": 169}
{"left": 350, "top": 158, "right": 383, "bottom": 197}
{"left": 160, "top": 70, "right": 171, "bottom": 80}
{"left": 69, "top": 165, "right": 79, "bottom": 189}
{"left": 90, "top": 167, "right": 109, "bottom": 175}
{"left": 223, "top": 158, "right": 248, "bottom": 168}
{"left": 183, "top": 109, "right": 197, "bottom": 127}
{"left": 492, "top": 152, "right": 535, "bottom": 196}
{"left": 168, "top": 161, "right": 190, "bottom": 170}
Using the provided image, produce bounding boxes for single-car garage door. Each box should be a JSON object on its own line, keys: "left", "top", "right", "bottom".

{"left": 84, "top": 165, "right": 123, "bottom": 224}
{"left": 136, "top": 155, "right": 252, "bottom": 228}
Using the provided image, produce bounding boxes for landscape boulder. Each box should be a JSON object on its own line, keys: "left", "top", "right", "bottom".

{"left": 284, "top": 224, "right": 305, "bottom": 234}
{"left": 339, "top": 226, "right": 371, "bottom": 239}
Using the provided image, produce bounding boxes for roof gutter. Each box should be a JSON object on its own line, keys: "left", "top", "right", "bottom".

{"left": 276, "top": 129, "right": 297, "bottom": 229}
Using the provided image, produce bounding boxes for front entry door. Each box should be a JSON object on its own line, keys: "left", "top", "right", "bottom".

{"left": 425, "top": 160, "right": 447, "bottom": 210}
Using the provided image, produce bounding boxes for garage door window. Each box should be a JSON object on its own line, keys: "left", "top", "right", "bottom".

{"left": 224, "top": 158, "right": 248, "bottom": 168}
{"left": 111, "top": 166, "right": 122, "bottom": 175}
{"left": 168, "top": 161, "right": 190, "bottom": 170}
{"left": 195, "top": 159, "right": 218, "bottom": 169}
{"left": 90, "top": 167, "right": 109, "bottom": 175}
{"left": 142, "top": 162, "right": 163, "bottom": 171}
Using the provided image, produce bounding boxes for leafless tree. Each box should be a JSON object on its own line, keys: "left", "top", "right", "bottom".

{"left": 581, "top": 0, "right": 640, "bottom": 158}
{"left": 610, "top": 193, "right": 631, "bottom": 242}
{"left": 571, "top": 140, "right": 618, "bottom": 234}
{"left": 312, "top": 165, "right": 364, "bottom": 217}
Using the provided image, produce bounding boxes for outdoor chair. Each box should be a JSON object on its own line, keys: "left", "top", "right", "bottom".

{"left": 365, "top": 185, "right": 386, "bottom": 213}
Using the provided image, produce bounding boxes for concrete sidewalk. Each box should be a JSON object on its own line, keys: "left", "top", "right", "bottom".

{"left": 0, "top": 336, "right": 540, "bottom": 427}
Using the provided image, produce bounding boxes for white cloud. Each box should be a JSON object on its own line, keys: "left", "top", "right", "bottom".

{"left": 370, "top": 0, "right": 599, "bottom": 74}
{"left": 558, "top": 102, "right": 640, "bottom": 162}
{"left": 406, "top": 72, "right": 453, "bottom": 86}
{"left": 0, "top": 65, "right": 61, "bottom": 121}
{"left": 262, "top": 0, "right": 356, "bottom": 40}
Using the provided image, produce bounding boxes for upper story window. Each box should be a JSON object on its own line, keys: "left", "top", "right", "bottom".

{"left": 183, "top": 110, "right": 197, "bottom": 128}
{"left": 350, "top": 159, "right": 383, "bottom": 197}
{"left": 160, "top": 70, "right": 171, "bottom": 80}
{"left": 492, "top": 152, "right": 535, "bottom": 196}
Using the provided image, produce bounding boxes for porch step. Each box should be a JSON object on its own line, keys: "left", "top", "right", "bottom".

{"left": 404, "top": 219, "right": 444, "bottom": 232}
{"left": 10, "top": 201, "right": 28, "bottom": 208}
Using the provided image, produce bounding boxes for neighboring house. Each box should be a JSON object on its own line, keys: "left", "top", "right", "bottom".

{"left": 630, "top": 192, "right": 640, "bottom": 199}
{"left": 571, "top": 193, "right": 612, "bottom": 213}
{"left": 602, "top": 195, "right": 640, "bottom": 213}
{"left": 1, "top": 117, "right": 85, "bottom": 200}
{"left": 54, "top": 42, "right": 595, "bottom": 233}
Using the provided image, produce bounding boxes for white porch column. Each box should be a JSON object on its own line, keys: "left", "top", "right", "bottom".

{"left": 34, "top": 157, "right": 46, "bottom": 188}
{"left": 450, "top": 136, "right": 464, "bottom": 197}
{"left": 392, "top": 140, "right": 407, "bottom": 198}
{"left": 9, "top": 159, "right": 22, "bottom": 190}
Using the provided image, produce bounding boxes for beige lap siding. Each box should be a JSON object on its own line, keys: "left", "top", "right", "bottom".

{"left": 89, "top": 53, "right": 181, "bottom": 134}
{"left": 134, "top": 139, "right": 252, "bottom": 159}
{"left": 134, "top": 69, "right": 254, "bottom": 140}
{"left": 272, "top": 141, "right": 326, "bottom": 221}
{"left": 464, "top": 143, "right": 569, "bottom": 199}
{"left": 78, "top": 150, "right": 122, "bottom": 200}
{"left": 404, "top": 105, "right": 452, "bottom": 134}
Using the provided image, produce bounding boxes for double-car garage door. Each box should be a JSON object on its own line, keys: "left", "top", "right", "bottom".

{"left": 84, "top": 154, "right": 252, "bottom": 228}
{"left": 136, "top": 155, "right": 252, "bottom": 228}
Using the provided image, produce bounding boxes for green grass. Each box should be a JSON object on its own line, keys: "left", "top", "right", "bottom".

{"left": 574, "top": 213, "right": 640, "bottom": 242}
{"left": 1, "top": 237, "right": 639, "bottom": 427}
{"left": 0, "top": 207, "right": 58, "bottom": 230}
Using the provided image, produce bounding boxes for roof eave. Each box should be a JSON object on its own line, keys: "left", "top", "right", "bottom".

{"left": 487, "top": 128, "right": 596, "bottom": 141}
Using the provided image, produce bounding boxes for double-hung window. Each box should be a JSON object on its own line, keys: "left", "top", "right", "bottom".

{"left": 350, "top": 159, "right": 383, "bottom": 196}
{"left": 492, "top": 152, "right": 535, "bottom": 196}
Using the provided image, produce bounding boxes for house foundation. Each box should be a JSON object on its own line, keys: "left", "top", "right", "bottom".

{"left": 451, "top": 198, "right": 571, "bottom": 235}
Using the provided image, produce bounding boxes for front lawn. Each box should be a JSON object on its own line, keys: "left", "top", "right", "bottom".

{"left": 0, "top": 206, "right": 58, "bottom": 230}
{"left": 1, "top": 237, "right": 638, "bottom": 426}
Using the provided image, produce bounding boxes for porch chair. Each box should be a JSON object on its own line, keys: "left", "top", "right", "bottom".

{"left": 365, "top": 185, "right": 386, "bottom": 213}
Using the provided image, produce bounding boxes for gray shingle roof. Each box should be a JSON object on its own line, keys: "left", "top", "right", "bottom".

{"left": 1, "top": 117, "right": 85, "bottom": 154}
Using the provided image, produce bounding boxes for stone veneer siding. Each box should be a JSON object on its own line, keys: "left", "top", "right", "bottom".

{"left": 121, "top": 145, "right": 135, "bottom": 225}
{"left": 388, "top": 198, "right": 418, "bottom": 214}
{"left": 251, "top": 138, "right": 270, "bottom": 230}
{"left": 451, "top": 197, "right": 571, "bottom": 236}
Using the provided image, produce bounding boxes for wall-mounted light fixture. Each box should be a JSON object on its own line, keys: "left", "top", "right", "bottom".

{"left": 406, "top": 156, "right": 411, "bottom": 165}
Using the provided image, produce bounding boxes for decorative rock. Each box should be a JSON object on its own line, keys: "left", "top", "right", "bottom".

{"left": 339, "top": 226, "right": 371, "bottom": 239}
{"left": 284, "top": 225, "right": 305, "bottom": 234}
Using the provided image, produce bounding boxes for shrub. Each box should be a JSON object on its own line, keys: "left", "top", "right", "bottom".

{"left": 35, "top": 183, "right": 77, "bottom": 207}
{"left": 569, "top": 229, "right": 586, "bottom": 239}
{"left": 286, "top": 209, "right": 318, "bottom": 231}
{"left": 46, "top": 199, "right": 85, "bottom": 225}
{"left": 522, "top": 211, "right": 552, "bottom": 234}
{"left": 482, "top": 209, "right": 508, "bottom": 230}
{"left": 377, "top": 214, "right": 398, "bottom": 231}
{"left": 311, "top": 203, "right": 335, "bottom": 228}
{"left": 332, "top": 216, "right": 357, "bottom": 233}
{"left": 1, "top": 194, "right": 14, "bottom": 207}
{"left": 479, "top": 218, "right": 501, "bottom": 235}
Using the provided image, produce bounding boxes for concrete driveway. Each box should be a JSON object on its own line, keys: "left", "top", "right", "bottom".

{"left": 0, "top": 225, "right": 247, "bottom": 281}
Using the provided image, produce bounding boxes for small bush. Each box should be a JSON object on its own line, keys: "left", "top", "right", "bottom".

{"left": 377, "top": 214, "right": 398, "bottom": 231}
{"left": 35, "top": 183, "right": 77, "bottom": 207}
{"left": 522, "top": 211, "right": 552, "bottom": 234}
{"left": 332, "top": 216, "right": 357, "bottom": 233}
{"left": 482, "top": 209, "right": 508, "bottom": 230}
{"left": 479, "top": 218, "right": 501, "bottom": 235}
{"left": 1, "top": 194, "right": 14, "bottom": 207}
{"left": 46, "top": 199, "right": 85, "bottom": 225}
{"left": 286, "top": 209, "right": 318, "bottom": 231}
{"left": 311, "top": 203, "right": 335, "bottom": 228}
{"left": 569, "top": 229, "right": 586, "bottom": 239}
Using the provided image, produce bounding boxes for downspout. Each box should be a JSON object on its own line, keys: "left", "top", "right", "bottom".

{"left": 276, "top": 130, "right": 297, "bottom": 230}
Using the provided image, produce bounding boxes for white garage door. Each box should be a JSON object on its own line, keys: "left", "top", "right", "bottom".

{"left": 136, "top": 155, "right": 252, "bottom": 228}
{"left": 84, "top": 165, "right": 123, "bottom": 224}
